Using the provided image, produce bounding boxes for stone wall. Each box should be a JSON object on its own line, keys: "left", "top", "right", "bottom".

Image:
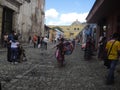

{"left": 0, "top": 0, "right": 45, "bottom": 43}
{"left": 17, "top": 0, "right": 45, "bottom": 42}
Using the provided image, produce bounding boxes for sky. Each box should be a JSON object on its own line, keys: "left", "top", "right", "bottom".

{"left": 45, "top": 0, "right": 96, "bottom": 25}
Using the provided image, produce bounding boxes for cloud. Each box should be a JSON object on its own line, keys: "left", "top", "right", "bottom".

{"left": 60, "top": 12, "right": 88, "bottom": 24}
{"left": 46, "top": 21, "right": 62, "bottom": 25}
{"left": 45, "top": 9, "right": 88, "bottom": 25}
{"left": 45, "top": 8, "right": 59, "bottom": 19}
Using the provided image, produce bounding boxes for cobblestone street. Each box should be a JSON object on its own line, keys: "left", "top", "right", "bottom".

{"left": 0, "top": 43, "right": 120, "bottom": 90}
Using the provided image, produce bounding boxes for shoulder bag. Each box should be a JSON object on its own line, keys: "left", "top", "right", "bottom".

{"left": 104, "top": 40, "right": 116, "bottom": 69}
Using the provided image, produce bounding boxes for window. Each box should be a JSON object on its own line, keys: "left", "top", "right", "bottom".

{"left": 70, "top": 33, "right": 74, "bottom": 36}
{"left": 67, "top": 28, "right": 69, "bottom": 30}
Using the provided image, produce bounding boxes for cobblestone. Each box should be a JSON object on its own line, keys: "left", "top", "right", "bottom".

{"left": 0, "top": 43, "right": 120, "bottom": 90}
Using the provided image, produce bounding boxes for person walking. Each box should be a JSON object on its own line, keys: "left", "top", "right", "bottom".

{"left": 43, "top": 36, "right": 48, "bottom": 50}
{"left": 32, "top": 35, "right": 38, "bottom": 48}
{"left": 72, "top": 39, "right": 76, "bottom": 49}
{"left": 28, "top": 35, "right": 32, "bottom": 46}
{"left": 54, "top": 38, "right": 65, "bottom": 67}
{"left": 105, "top": 33, "right": 120, "bottom": 85}
{"left": 98, "top": 36, "right": 107, "bottom": 60}
{"left": 84, "top": 36, "right": 94, "bottom": 60}
{"left": 37, "top": 36, "right": 40, "bottom": 48}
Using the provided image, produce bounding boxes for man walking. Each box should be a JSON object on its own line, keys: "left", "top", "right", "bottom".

{"left": 105, "top": 33, "right": 120, "bottom": 85}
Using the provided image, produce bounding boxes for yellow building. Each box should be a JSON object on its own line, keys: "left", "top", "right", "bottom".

{"left": 49, "top": 29, "right": 56, "bottom": 42}
{"left": 48, "top": 20, "right": 86, "bottom": 41}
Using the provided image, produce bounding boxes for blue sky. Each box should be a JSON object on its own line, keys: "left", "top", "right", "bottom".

{"left": 45, "top": 0, "right": 95, "bottom": 25}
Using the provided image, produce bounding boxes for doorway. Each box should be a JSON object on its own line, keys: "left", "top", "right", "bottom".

{"left": 1, "top": 7, "right": 13, "bottom": 42}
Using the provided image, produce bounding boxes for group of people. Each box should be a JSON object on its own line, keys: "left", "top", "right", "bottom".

{"left": 4, "top": 31, "right": 26, "bottom": 64}
{"left": 82, "top": 32, "right": 120, "bottom": 85}
{"left": 97, "top": 33, "right": 120, "bottom": 85}
{"left": 3, "top": 30, "right": 120, "bottom": 85}
{"left": 29, "top": 35, "right": 48, "bottom": 50}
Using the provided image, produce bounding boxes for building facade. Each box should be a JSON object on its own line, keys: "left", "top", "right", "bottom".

{"left": 17, "top": 0, "right": 45, "bottom": 42}
{"left": 0, "top": 0, "right": 45, "bottom": 44}
{"left": 48, "top": 20, "right": 86, "bottom": 41}
{"left": 0, "top": 0, "right": 23, "bottom": 43}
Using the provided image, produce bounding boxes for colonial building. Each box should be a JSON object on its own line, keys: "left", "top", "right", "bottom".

{"left": 0, "top": 0, "right": 45, "bottom": 44}
{"left": 48, "top": 28, "right": 56, "bottom": 42}
{"left": 86, "top": 0, "right": 120, "bottom": 45}
{"left": 0, "top": 0, "right": 23, "bottom": 43}
{"left": 17, "top": 0, "right": 45, "bottom": 42}
{"left": 48, "top": 20, "right": 86, "bottom": 41}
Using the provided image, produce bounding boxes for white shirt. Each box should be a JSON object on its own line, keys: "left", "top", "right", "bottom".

{"left": 11, "top": 41, "right": 19, "bottom": 48}
{"left": 43, "top": 37, "right": 48, "bottom": 43}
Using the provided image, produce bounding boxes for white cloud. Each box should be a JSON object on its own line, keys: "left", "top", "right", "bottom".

{"left": 46, "top": 21, "right": 62, "bottom": 25}
{"left": 45, "top": 8, "right": 59, "bottom": 19}
{"left": 45, "top": 9, "right": 88, "bottom": 25}
{"left": 60, "top": 12, "right": 88, "bottom": 24}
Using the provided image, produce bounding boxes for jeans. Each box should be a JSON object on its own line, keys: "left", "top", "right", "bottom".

{"left": 34, "top": 42, "right": 37, "bottom": 48}
{"left": 11, "top": 48, "right": 18, "bottom": 62}
{"left": 107, "top": 60, "right": 118, "bottom": 82}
